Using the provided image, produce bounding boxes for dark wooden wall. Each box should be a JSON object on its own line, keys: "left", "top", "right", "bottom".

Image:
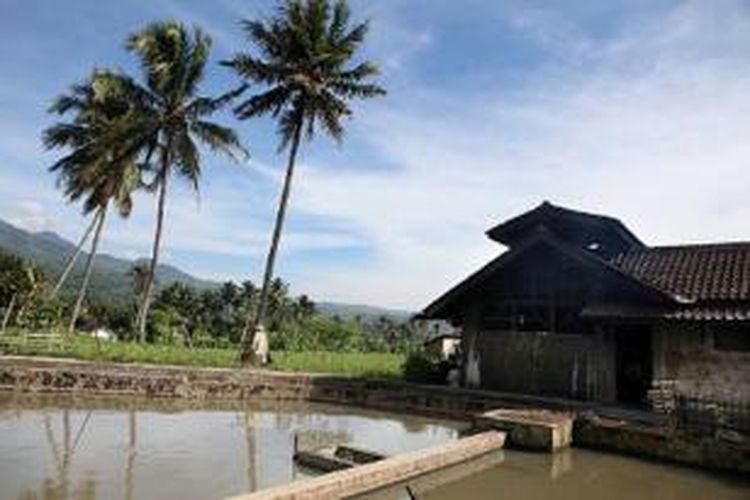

{"left": 472, "top": 329, "right": 616, "bottom": 401}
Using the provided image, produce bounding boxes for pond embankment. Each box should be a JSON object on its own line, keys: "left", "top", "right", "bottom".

{"left": 1, "top": 355, "right": 748, "bottom": 474}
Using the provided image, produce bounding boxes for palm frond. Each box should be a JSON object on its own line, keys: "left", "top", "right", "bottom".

{"left": 227, "top": 0, "right": 385, "bottom": 150}
{"left": 182, "top": 26, "right": 211, "bottom": 98}
{"left": 221, "top": 53, "right": 283, "bottom": 85}
{"left": 234, "top": 85, "right": 291, "bottom": 119}
{"left": 328, "top": 0, "right": 349, "bottom": 43}
{"left": 240, "top": 19, "right": 285, "bottom": 60}
{"left": 186, "top": 84, "right": 248, "bottom": 118}
{"left": 189, "top": 120, "right": 249, "bottom": 161}
{"left": 173, "top": 131, "right": 201, "bottom": 192}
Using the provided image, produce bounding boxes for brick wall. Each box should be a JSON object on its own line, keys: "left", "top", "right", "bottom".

{"left": 652, "top": 324, "right": 750, "bottom": 403}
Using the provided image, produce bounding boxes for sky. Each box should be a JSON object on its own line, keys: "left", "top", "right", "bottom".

{"left": 1, "top": 0, "right": 749, "bottom": 310}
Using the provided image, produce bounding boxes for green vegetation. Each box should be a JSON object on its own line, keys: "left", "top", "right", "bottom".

{"left": 0, "top": 251, "right": 65, "bottom": 333}
{"left": 0, "top": 245, "right": 427, "bottom": 381}
{"left": 0, "top": 247, "right": 428, "bottom": 353}
{"left": 403, "top": 352, "right": 455, "bottom": 384}
{"left": 0, "top": 333, "right": 404, "bottom": 377}
{"left": 273, "top": 351, "right": 404, "bottom": 378}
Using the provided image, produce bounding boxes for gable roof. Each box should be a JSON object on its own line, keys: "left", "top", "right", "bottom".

{"left": 422, "top": 203, "right": 750, "bottom": 323}
{"left": 421, "top": 228, "right": 672, "bottom": 319}
{"left": 610, "top": 242, "right": 750, "bottom": 302}
{"left": 486, "top": 201, "right": 644, "bottom": 254}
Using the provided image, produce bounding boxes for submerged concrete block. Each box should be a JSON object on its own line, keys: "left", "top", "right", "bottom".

{"left": 475, "top": 408, "right": 573, "bottom": 452}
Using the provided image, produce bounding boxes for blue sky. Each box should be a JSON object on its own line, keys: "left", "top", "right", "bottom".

{"left": 1, "top": 0, "right": 749, "bottom": 309}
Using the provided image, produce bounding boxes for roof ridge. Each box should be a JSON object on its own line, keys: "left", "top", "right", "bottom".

{"left": 628, "top": 241, "right": 750, "bottom": 252}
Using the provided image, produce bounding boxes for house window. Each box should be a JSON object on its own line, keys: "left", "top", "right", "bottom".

{"left": 712, "top": 325, "right": 750, "bottom": 352}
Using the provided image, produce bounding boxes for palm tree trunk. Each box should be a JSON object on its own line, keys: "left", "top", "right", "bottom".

{"left": 68, "top": 206, "right": 107, "bottom": 333}
{"left": 240, "top": 122, "right": 303, "bottom": 364}
{"left": 51, "top": 215, "right": 98, "bottom": 298}
{"left": 137, "top": 171, "right": 168, "bottom": 342}
{"left": 1, "top": 293, "right": 17, "bottom": 334}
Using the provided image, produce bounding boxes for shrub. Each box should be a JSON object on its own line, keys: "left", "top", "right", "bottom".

{"left": 402, "top": 352, "right": 452, "bottom": 384}
{"left": 271, "top": 314, "right": 364, "bottom": 351}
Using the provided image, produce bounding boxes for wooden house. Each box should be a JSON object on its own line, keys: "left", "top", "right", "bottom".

{"left": 421, "top": 202, "right": 750, "bottom": 408}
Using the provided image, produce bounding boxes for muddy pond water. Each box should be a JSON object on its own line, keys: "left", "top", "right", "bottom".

{"left": 0, "top": 394, "right": 747, "bottom": 500}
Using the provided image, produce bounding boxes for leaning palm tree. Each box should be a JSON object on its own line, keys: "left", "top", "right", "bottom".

{"left": 49, "top": 213, "right": 98, "bottom": 298}
{"left": 45, "top": 71, "right": 143, "bottom": 332}
{"left": 223, "top": 0, "right": 385, "bottom": 363}
{"left": 122, "top": 21, "right": 248, "bottom": 341}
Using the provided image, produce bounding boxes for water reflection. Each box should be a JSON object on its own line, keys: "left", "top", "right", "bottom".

{"left": 0, "top": 395, "right": 458, "bottom": 500}
{"left": 124, "top": 411, "right": 135, "bottom": 500}
{"left": 423, "top": 446, "right": 749, "bottom": 500}
{"left": 17, "top": 410, "right": 97, "bottom": 500}
{"left": 5, "top": 395, "right": 745, "bottom": 500}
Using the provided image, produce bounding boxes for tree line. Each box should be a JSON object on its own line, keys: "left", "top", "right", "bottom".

{"left": 0, "top": 248, "right": 426, "bottom": 353}
{"left": 31, "top": 0, "right": 385, "bottom": 364}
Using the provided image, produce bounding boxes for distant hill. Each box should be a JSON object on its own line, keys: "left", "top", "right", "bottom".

{"left": 0, "top": 218, "right": 418, "bottom": 321}
{"left": 317, "top": 301, "right": 414, "bottom": 322}
{"left": 0, "top": 218, "right": 216, "bottom": 303}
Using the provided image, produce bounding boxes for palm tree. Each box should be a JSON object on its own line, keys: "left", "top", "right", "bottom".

{"left": 45, "top": 71, "right": 143, "bottom": 332}
{"left": 50, "top": 214, "right": 98, "bottom": 298}
{"left": 128, "top": 262, "right": 152, "bottom": 299}
{"left": 223, "top": 0, "right": 385, "bottom": 363}
{"left": 120, "top": 21, "right": 248, "bottom": 341}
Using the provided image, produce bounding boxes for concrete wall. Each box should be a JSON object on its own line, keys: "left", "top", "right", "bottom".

{"left": 653, "top": 324, "right": 750, "bottom": 403}
{"left": 471, "top": 330, "right": 616, "bottom": 401}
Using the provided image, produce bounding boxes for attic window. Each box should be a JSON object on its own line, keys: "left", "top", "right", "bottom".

{"left": 587, "top": 242, "right": 601, "bottom": 251}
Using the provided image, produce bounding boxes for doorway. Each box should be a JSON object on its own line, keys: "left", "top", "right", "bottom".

{"left": 614, "top": 325, "right": 652, "bottom": 406}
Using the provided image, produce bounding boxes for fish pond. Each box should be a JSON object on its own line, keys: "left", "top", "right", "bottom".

{"left": 0, "top": 394, "right": 747, "bottom": 500}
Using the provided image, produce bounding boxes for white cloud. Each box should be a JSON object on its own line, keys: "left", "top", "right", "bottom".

{"left": 288, "top": 0, "right": 750, "bottom": 309}
{"left": 2, "top": 0, "right": 749, "bottom": 311}
{"left": 7, "top": 200, "right": 59, "bottom": 232}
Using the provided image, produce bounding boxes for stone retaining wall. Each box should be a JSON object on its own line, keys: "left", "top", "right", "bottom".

{"left": 575, "top": 414, "right": 750, "bottom": 474}
{"left": 1, "top": 356, "right": 747, "bottom": 474}
{"left": 0, "top": 356, "right": 585, "bottom": 419}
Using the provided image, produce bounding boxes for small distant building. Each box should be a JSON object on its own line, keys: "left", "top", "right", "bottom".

{"left": 421, "top": 202, "right": 750, "bottom": 409}
{"left": 91, "top": 327, "right": 115, "bottom": 341}
{"left": 423, "top": 333, "right": 461, "bottom": 360}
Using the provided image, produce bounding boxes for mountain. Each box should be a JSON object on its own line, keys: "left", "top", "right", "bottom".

{"left": 316, "top": 301, "right": 414, "bottom": 322}
{"left": 0, "top": 218, "right": 216, "bottom": 303}
{"left": 0, "top": 218, "right": 418, "bottom": 320}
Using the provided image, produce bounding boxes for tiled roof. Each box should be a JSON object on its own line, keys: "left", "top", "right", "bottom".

{"left": 610, "top": 243, "right": 750, "bottom": 302}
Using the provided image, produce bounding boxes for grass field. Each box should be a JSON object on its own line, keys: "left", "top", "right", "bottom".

{"left": 0, "top": 332, "right": 405, "bottom": 378}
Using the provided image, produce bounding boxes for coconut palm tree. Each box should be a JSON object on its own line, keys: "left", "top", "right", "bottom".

{"left": 223, "top": 0, "right": 385, "bottom": 363}
{"left": 45, "top": 71, "right": 144, "bottom": 332}
{"left": 116, "top": 22, "right": 248, "bottom": 341}
{"left": 128, "top": 262, "right": 151, "bottom": 299}
{"left": 50, "top": 214, "right": 98, "bottom": 298}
